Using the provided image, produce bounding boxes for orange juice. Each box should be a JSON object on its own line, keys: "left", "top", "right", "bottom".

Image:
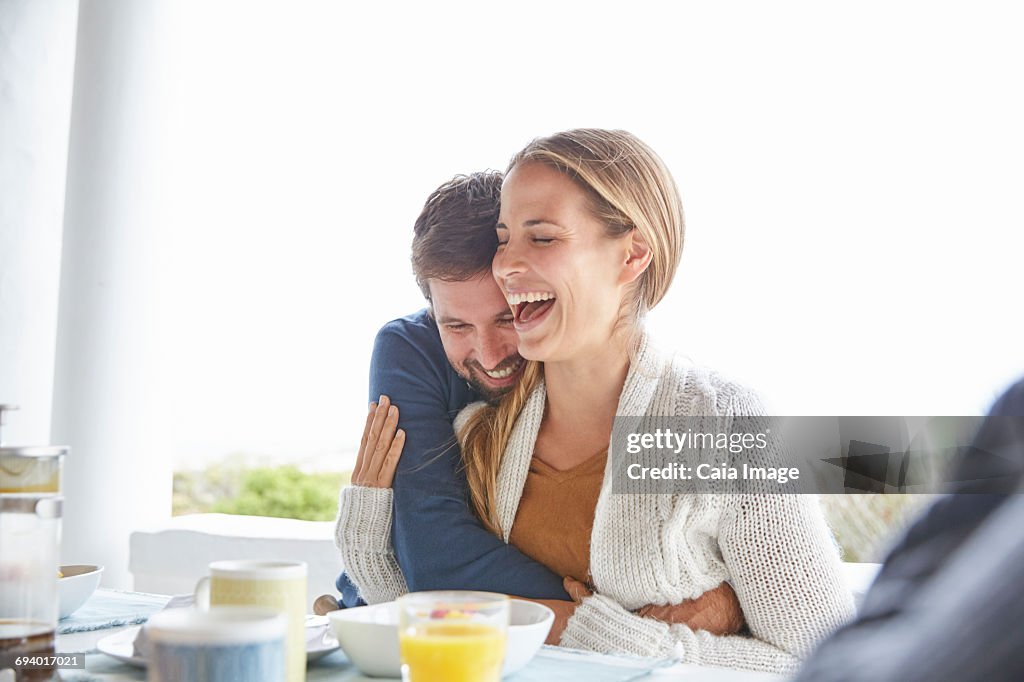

{"left": 399, "top": 621, "right": 506, "bottom": 682}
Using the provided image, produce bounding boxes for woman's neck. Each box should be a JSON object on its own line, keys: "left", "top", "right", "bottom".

{"left": 542, "top": 331, "right": 634, "bottom": 436}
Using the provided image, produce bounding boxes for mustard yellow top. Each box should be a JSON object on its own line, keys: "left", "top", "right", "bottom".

{"left": 507, "top": 448, "right": 606, "bottom": 584}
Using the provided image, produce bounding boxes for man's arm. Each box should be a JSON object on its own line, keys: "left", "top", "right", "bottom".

{"left": 371, "top": 317, "right": 570, "bottom": 599}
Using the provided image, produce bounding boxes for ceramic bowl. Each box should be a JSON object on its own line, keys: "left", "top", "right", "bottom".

{"left": 59, "top": 564, "right": 103, "bottom": 619}
{"left": 328, "top": 598, "right": 553, "bottom": 677}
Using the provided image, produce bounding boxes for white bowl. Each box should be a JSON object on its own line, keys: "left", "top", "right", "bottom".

{"left": 329, "top": 598, "right": 553, "bottom": 678}
{"left": 328, "top": 601, "right": 402, "bottom": 678}
{"left": 504, "top": 600, "right": 555, "bottom": 674}
{"left": 59, "top": 564, "right": 103, "bottom": 619}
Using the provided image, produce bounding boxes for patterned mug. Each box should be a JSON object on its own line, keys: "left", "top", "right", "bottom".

{"left": 195, "top": 560, "right": 307, "bottom": 682}
{"left": 147, "top": 606, "right": 287, "bottom": 682}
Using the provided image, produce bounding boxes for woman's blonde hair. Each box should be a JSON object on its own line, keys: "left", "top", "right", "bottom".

{"left": 461, "top": 128, "right": 686, "bottom": 535}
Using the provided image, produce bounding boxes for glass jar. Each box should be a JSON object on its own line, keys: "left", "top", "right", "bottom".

{"left": 0, "top": 405, "right": 68, "bottom": 681}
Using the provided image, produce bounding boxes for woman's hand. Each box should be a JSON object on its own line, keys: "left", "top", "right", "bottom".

{"left": 521, "top": 598, "right": 577, "bottom": 645}
{"left": 351, "top": 395, "right": 405, "bottom": 488}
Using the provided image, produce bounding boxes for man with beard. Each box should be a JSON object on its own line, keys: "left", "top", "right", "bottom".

{"left": 332, "top": 172, "right": 567, "bottom": 607}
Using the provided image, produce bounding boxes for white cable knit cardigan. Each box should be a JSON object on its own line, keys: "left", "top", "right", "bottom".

{"left": 336, "top": 336, "right": 855, "bottom": 674}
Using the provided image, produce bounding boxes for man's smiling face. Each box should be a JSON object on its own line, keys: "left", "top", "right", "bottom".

{"left": 430, "top": 274, "right": 525, "bottom": 402}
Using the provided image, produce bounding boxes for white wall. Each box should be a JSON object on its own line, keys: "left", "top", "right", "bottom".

{"left": 0, "top": 0, "right": 79, "bottom": 444}
{"left": 51, "top": 0, "right": 174, "bottom": 588}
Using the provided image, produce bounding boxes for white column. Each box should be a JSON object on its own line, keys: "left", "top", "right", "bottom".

{"left": 51, "top": 0, "right": 172, "bottom": 588}
{"left": 0, "top": 0, "right": 79, "bottom": 444}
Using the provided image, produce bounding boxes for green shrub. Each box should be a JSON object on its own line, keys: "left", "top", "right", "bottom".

{"left": 174, "top": 461, "right": 351, "bottom": 521}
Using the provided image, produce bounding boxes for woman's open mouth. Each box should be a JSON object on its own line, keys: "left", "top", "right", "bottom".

{"left": 507, "top": 291, "right": 557, "bottom": 332}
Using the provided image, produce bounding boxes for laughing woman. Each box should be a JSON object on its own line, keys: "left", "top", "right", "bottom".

{"left": 338, "top": 129, "right": 854, "bottom": 674}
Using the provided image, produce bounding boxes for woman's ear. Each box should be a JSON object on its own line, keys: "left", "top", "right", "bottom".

{"left": 620, "top": 228, "right": 653, "bottom": 285}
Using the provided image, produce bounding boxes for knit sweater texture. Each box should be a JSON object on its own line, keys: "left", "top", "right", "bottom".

{"left": 335, "top": 335, "right": 855, "bottom": 673}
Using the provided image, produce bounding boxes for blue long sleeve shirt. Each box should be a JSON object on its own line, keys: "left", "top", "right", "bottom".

{"left": 337, "top": 309, "right": 569, "bottom": 606}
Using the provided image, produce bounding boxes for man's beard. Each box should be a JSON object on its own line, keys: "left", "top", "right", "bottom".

{"left": 457, "top": 356, "right": 523, "bottom": 404}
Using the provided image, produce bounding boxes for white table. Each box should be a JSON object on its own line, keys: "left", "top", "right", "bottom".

{"left": 58, "top": 626, "right": 787, "bottom": 681}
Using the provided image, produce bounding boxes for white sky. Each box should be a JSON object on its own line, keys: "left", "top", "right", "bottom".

{"left": 147, "top": 1, "right": 1023, "bottom": 469}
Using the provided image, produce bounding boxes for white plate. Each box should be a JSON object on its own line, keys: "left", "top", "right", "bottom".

{"left": 96, "top": 619, "right": 340, "bottom": 668}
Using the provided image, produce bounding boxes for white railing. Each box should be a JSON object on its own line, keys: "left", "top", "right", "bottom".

{"left": 129, "top": 513, "right": 881, "bottom": 610}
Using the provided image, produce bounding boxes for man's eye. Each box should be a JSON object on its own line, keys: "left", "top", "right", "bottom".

{"left": 446, "top": 324, "right": 468, "bottom": 332}
{"left": 498, "top": 317, "right": 514, "bottom": 326}
{"left": 532, "top": 238, "right": 554, "bottom": 244}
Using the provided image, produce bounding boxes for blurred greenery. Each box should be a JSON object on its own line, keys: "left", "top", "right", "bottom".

{"left": 175, "top": 458, "right": 933, "bottom": 561}
{"left": 173, "top": 458, "right": 351, "bottom": 521}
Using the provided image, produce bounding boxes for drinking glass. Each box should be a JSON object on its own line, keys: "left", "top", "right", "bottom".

{"left": 398, "top": 591, "right": 509, "bottom": 682}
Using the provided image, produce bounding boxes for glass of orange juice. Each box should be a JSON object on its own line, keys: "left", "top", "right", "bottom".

{"left": 398, "top": 591, "right": 509, "bottom": 682}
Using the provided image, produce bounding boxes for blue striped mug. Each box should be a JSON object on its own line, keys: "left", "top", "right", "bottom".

{"left": 146, "top": 606, "right": 287, "bottom": 682}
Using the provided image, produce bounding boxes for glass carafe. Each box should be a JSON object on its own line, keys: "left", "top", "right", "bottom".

{"left": 0, "top": 405, "right": 68, "bottom": 681}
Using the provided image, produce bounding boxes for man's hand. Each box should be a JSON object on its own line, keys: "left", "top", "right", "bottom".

{"left": 563, "top": 576, "right": 593, "bottom": 602}
{"left": 351, "top": 395, "right": 405, "bottom": 488}
{"left": 637, "top": 582, "right": 745, "bottom": 635}
{"left": 563, "top": 578, "right": 745, "bottom": 636}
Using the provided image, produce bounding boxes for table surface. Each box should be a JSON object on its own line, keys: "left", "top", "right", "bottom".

{"left": 55, "top": 591, "right": 789, "bottom": 682}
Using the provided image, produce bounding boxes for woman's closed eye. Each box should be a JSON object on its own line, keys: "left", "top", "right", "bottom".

{"left": 494, "top": 226, "right": 556, "bottom": 247}
{"left": 495, "top": 236, "right": 555, "bottom": 246}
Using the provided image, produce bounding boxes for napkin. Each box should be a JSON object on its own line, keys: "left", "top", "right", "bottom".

{"left": 131, "top": 594, "right": 195, "bottom": 657}
{"left": 305, "top": 615, "right": 335, "bottom": 654}
{"left": 57, "top": 589, "right": 172, "bottom": 634}
{"left": 507, "top": 646, "right": 673, "bottom": 681}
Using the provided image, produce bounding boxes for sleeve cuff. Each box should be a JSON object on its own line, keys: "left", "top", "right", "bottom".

{"left": 560, "top": 594, "right": 679, "bottom": 658}
{"left": 335, "top": 485, "right": 395, "bottom": 554}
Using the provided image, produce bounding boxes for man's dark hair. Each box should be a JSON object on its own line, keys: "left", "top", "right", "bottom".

{"left": 411, "top": 171, "right": 502, "bottom": 300}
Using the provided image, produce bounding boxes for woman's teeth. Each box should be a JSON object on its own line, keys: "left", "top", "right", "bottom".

{"left": 507, "top": 291, "right": 556, "bottom": 305}
{"left": 507, "top": 292, "right": 557, "bottom": 324}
